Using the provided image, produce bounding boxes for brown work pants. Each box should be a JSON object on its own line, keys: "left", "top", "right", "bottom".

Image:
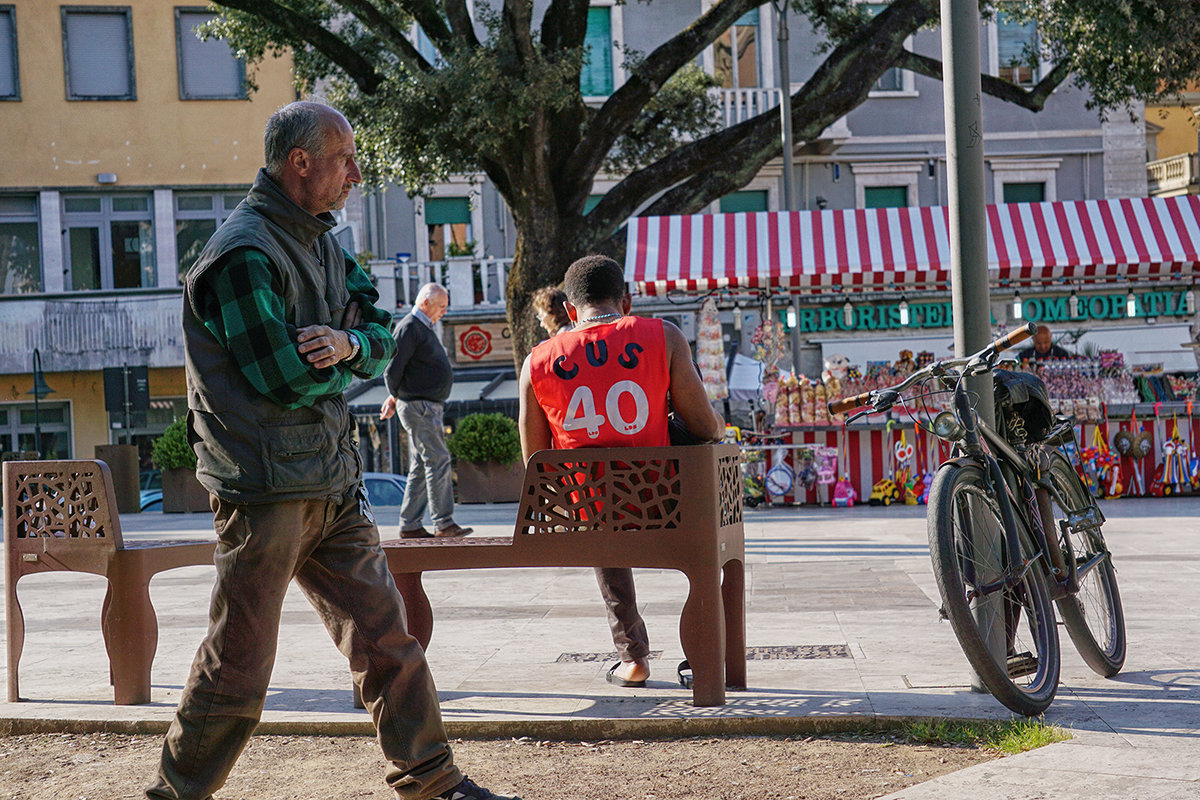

{"left": 147, "top": 493, "right": 460, "bottom": 800}
{"left": 595, "top": 567, "right": 650, "bottom": 661}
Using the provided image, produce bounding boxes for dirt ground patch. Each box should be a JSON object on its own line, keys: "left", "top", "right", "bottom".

{"left": 0, "top": 731, "right": 995, "bottom": 799}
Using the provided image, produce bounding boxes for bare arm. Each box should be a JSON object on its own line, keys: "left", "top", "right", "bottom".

{"left": 664, "top": 321, "right": 724, "bottom": 442}
{"left": 518, "top": 354, "right": 553, "bottom": 463}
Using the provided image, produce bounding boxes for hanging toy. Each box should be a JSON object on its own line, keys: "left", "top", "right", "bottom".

{"left": 832, "top": 423, "right": 857, "bottom": 508}
{"left": 1163, "top": 415, "right": 1188, "bottom": 494}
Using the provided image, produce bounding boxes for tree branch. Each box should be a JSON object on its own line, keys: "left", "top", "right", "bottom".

{"left": 337, "top": 0, "right": 433, "bottom": 74}
{"left": 895, "top": 50, "right": 1072, "bottom": 111}
{"left": 444, "top": 0, "right": 481, "bottom": 50}
{"left": 215, "top": 0, "right": 384, "bottom": 93}
{"left": 540, "top": 0, "right": 590, "bottom": 54}
{"left": 559, "top": 0, "right": 764, "bottom": 210}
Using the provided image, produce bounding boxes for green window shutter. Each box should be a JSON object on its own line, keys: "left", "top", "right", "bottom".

{"left": 1002, "top": 182, "right": 1045, "bottom": 203}
{"left": 719, "top": 190, "right": 768, "bottom": 213}
{"left": 864, "top": 186, "right": 908, "bottom": 208}
{"left": 425, "top": 197, "right": 471, "bottom": 225}
{"left": 584, "top": 194, "right": 603, "bottom": 214}
{"left": 581, "top": 7, "right": 613, "bottom": 97}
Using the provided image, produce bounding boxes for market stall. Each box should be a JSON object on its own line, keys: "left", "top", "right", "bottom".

{"left": 627, "top": 196, "right": 1200, "bottom": 503}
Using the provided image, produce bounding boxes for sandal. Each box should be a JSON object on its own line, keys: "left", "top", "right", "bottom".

{"left": 676, "top": 659, "right": 692, "bottom": 689}
{"left": 605, "top": 662, "right": 646, "bottom": 688}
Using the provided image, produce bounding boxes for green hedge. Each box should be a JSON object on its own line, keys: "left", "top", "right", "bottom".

{"left": 151, "top": 417, "right": 197, "bottom": 471}
{"left": 447, "top": 413, "right": 521, "bottom": 464}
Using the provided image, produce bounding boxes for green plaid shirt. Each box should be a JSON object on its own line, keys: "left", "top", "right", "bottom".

{"left": 196, "top": 247, "right": 395, "bottom": 409}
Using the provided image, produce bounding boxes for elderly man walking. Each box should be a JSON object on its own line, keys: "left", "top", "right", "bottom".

{"left": 380, "top": 283, "right": 473, "bottom": 538}
{"left": 149, "top": 100, "right": 516, "bottom": 800}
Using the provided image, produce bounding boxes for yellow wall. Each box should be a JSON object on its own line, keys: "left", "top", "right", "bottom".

{"left": 1, "top": 367, "right": 187, "bottom": 458}
{"left": 1, "top": 1, "right": 296, "bottom": 188}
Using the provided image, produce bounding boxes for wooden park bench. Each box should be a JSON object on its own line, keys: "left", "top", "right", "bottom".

{"left": 379, "top": 443, "right": 746, "bottom": 707}
{"left": 3, "top": 459, "right": 215, "bottom": 705}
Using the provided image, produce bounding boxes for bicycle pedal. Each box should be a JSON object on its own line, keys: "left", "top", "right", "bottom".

{"left": 1006, "top": 651, "right": 1038, "bottom": 678}
{"left": 938, "top": 605, "right": 949, "bottom": 621}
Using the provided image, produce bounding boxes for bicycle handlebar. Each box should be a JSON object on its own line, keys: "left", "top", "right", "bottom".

{"left": 983, "top": 321, "right": 1037, "bottom": 355}
{"left": 826, "top": 322, "right": 1039, "bottom": 415}
{"left": 828, "top": 390, "right": 875, "bottom": 415}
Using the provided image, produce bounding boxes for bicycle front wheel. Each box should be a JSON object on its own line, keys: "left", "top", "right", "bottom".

{"left": 928, "top": 462, "right": 1060, "bottom": 716}
{"left": 1043, "top": 451, "right": 1126, "bottom": 677}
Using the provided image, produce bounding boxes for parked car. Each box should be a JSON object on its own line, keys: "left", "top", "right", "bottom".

{"left": 140, "top": 489, "right": 163, "bottom": 512}
{"left": 140, "top": 470, "right": 162, "bottom": 490}
{"left": 362, "top": 472, "right": 407, "bottom": 507}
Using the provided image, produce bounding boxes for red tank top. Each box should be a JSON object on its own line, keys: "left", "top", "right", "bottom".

{"left": 529, "top": 316, "right": 670, "bottom": 449}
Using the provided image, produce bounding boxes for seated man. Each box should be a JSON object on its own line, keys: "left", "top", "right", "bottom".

{"left": 518, "top": 254, "right": 725, "bottom": 687}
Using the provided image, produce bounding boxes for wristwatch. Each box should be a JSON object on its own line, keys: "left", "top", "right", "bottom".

{"left": 345, "top": 332, "right": 361, "bottom": 363}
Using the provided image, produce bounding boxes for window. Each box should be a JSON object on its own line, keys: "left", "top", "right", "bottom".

{"left": 0, "top": 6, "right": 18, "bottom": 100}
{"left": 862, "top": 4, "right": 905, "bottom": 92}
{"left": 719, "top": 190, "right": 769, "bottom": 213}
{"left": 0, "top": 402, "right": 72, "bottom": 460}
{"left": 62, "top": 7, "right": 135, "bottom": 100}
{"left": 0, "top": 195, "right": 41, "bottom": 294}
{"left": 715, "top": 9, "right": 758, "bottom": 89}
{"left": 424, "top": 197, "right": 473, "bottom": 260}
{"left": 584, "top": 194, "right": 603, "bottom": 214}
{"left": 997, "top": 13, "right": 1038, "bottom": 86}
{"left": 864, "top": 186, "right": 908, "bottom": 208}
{"left": 175, "top": 192, "right": 243, "bottom": 279}
{"left": 1002, "top": 182, "right": 1045, "bottom": 203}
{"left": 175, "top": 8, "right": 245, "bottom": 100}
{"left": 61, "top": 193, "right": 156, "bottom": 290}
{"left": 581, "top": 6, "right": 613, "bottom": 97}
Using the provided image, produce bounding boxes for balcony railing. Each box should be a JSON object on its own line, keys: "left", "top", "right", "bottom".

{"left": 370, "top": 257, "right": 514, "bottom": 313}
{"left": 1147, "top": 153, "right": 1199, "bottom": 196}
{"left": 709, "top": 87, "right": 851, "bottom": 145}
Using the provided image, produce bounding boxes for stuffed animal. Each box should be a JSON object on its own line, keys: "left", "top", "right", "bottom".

{"left": 832, "top": 476, "right": 857, "bottom": 507}
{"left": 893, "top": 349, "right": 916, "bottom": 377}
{"left": 823, "top": 353, "right": 850, "bottom": 383}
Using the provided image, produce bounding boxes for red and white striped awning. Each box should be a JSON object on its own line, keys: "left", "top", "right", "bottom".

{"left": 625, "top": 195, "right": 1200, "bottom": 296}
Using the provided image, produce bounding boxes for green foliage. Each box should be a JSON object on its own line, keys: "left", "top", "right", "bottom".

{"left": 151, "top": 417, "right": 197, "bottom": 471}
{"left": 447, "top": 413, "right": 521, "bottom": 464}
{"left": 901, "top": 717, "right": 1071, "bottom": 755}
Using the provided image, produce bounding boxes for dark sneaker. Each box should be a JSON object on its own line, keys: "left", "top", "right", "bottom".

{"left": 435, "top": 523, "right": 474, "bottom": 537}
{"left": 433, "top": 776, "right": 520, "bottom": 800}
{"left": 400, "top": 526, "right": 433, "bottom": 539}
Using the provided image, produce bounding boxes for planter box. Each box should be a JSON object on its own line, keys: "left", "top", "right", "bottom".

{"left": 162, "top": 468, "right": 211, "bottom": 513}
{"left": 455, "top": 459, "right": 524, "bottom": 503}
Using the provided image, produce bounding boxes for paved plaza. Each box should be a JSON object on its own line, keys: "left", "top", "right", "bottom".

{"left": 2, "top": 496, "right": 1198, "bottom": 799}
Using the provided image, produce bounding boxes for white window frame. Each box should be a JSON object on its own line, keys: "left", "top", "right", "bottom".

{"left": 986, "top": 14, "right": 1050, "bottom": 85}
{"left": 851, "top": 162, "right": 922, "bottom": 208}
{"left": 413, "top": 179, "right": 484, "bottom": 263}
{"left": 700, "top": 0, "right": 775, "bottom": 89}
{"left": 0, "top": 5, "right": 19, "bottom": 101}
{"left": 582, "top": 0, "right": 625, "bottom": 102}
{"left": 989, "top": 158, "right": 1060, "bottom": 204}
{"left": 61, "top": 5, "right": 136, "bottom": 101}
{"left": 860, "top": 1, "right": 916, "bottom": 98}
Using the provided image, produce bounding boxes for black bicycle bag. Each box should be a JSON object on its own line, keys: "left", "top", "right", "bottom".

{"left": 993, "top": 369, "right": 1054, "bottom": 445}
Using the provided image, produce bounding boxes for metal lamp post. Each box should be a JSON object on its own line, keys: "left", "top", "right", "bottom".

{"left": 27, "top": 348, "right": 55, "bottom": 458}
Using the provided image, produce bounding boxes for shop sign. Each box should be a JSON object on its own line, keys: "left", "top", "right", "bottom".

{"left": 453, "top": 323, "right": 513, "bottom": 363}
{"left": 1022, "top": 290, "right": 1194, "bottom": 323}
{"left": 794, "top": 301, "right": 982, "bottom": 333}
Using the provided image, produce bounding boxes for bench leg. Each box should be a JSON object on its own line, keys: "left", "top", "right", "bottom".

{"left": 102, "top": 566, "right": 157, "bottom": 705}
{"left": 679, "top": 567, "right": 726, "bottom": 707}
{"left": 722, "top": 559, "right": 747, "bottom": 691}
{"left": 6, "top": 577, "right": 25, "bottom": 703}
{"left": 392, "top": 571, "right": 433, "bottom": 650}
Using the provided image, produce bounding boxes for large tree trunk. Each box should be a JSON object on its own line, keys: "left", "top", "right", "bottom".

{"left": 504, "top": 209, "right": 584, "bottom": 369}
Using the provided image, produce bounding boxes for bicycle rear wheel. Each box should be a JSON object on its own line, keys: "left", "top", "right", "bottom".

{"left": 928, "top": 462, "right": 1060, "bottom": 716}
{"left": 1042, "top": 450, "right": 1126, "bottom": 677}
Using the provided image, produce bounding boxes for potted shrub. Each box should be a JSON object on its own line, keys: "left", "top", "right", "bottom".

{"left": 151, "top": 417, "right": 209, "bottom": 513}
{"left": 447, "top": 412, "right": 523, "bottom": 503}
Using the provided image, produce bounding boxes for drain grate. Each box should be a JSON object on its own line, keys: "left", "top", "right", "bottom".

{"left": 747, "top": 645, "right": 850, "bottom": 660}
{"left": 556, "top": 651, "right": 664, "bottom": 663}
{"left": 556, "top": 645, "right": 849, "bottom": 663}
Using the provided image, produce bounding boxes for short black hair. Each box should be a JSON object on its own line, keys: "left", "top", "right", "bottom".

{"left": 562, "top": 255, "right": 626, "bottom": 306}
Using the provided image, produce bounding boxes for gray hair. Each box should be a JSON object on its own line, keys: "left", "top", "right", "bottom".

{"left": 264, "top": 101, "right": 342, "bottom": 177}
{"left": 415, "top": 283, "right": 448, "bottom": 306}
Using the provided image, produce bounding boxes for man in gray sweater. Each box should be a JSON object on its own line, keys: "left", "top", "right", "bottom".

{"left": 380, "top": 283, "right": 473, "bottom": 538}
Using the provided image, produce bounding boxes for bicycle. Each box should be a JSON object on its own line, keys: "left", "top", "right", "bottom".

{"left": 830, "top": 323, "right": 1126, "bottom": 716}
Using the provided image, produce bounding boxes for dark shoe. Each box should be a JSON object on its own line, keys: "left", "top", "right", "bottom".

{"left": 434, "top": 776, "right": 520, "bottom": 800}
{"left": 400, "top": 526, "right": 432, "bottom": 539}
{"left": 435, "top": 523, "right": 473, "bottom": 537}
{"left": 606, "top": 662, "right": 647, "bottom": 688}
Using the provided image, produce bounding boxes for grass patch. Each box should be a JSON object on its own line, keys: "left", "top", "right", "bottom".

{"left": 900, "top": 717, "right": 1070, "bottom": 755}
